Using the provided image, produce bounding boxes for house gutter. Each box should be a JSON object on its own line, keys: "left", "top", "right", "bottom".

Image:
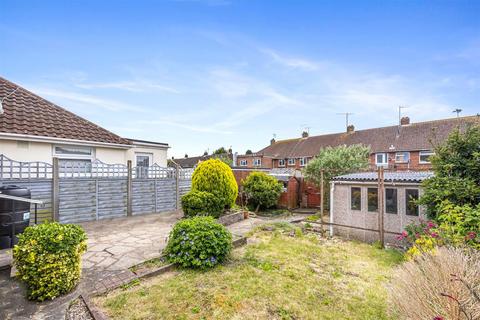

{"left": 329, "top": 181, "right": 335, "bottom": 236}
{"left": 0, "top": 132, "right": 132, "bottom": 149}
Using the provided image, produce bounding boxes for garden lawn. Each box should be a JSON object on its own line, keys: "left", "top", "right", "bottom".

{"left": 95, "top": 224, "right": 403, "bottom": 320}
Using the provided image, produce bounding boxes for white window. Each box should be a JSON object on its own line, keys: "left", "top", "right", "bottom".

{"left": 287, "top": 158, "right": 295, "bottom": 166}
{"left": 239, "top": 159, "right": 248, "bottom": 166}
{"left": 135, "top": 153, "right": 152, "bottom": 167}
{"left": 299, "top": 157, "right": 307, "bottom": 166}
{"left": 419, "top": 150, "right": 434, "bottom": 164}
{"left": 375, "top": 153, "right": 388, "bottom": 166}
{"left": 253, "top": 158, "right": 262, "bottom": 166}
{"left": 53, "top": 145, "right": 94, "bottom": 174}
{"left": 278, "top": 159, "right": 285, "bottom": 167}
{"left": 395, "top": 152, "right": 410, "bottom": 163}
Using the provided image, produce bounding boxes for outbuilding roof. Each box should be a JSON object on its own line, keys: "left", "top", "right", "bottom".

{"left": 333, "top": 171, "right": 434, "bottom": 183}
{"left": 0, "top": 76, "right": 131, "bottom": 146}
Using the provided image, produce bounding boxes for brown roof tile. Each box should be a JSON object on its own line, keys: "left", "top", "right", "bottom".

{"left": 0, "top": 76, "right": 130, "bottom": 145}
{"left": 256, "top": 116, "right": 480, "bottom": 158}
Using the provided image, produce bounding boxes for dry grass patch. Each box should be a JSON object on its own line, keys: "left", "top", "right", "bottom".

{"left": 94, "top": 223, "right": 403, "bottom": 320}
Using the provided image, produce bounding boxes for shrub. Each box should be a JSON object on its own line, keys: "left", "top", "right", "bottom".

{"left": 191, "top": 158, "right": 238, "bottom": 208}
{"left": 242, "top": 171, "right": 282, "bottom": 211}
{"left": 164, "top": 216, "right": 232, "bottom": 269}
{"left": 13, "top": 222, "right": 87, "bottom": 301}
{"left": 389, "top": 247, "right": 480, "bottom": 320}
{"left": 181, "top": 190, "right": 224, "bottom": 218}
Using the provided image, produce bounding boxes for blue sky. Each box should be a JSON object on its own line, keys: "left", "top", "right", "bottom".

{"left": 1, "top": 0, "right": 479, "bottom": 158}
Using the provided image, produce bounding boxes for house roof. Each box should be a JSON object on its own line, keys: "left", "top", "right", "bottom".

{"left": 333, "top": 171, "right": 434, "bottom": 183}
{"left": 0, "top": 76, "right": 131, "bottom": 146}
{"left": 170, "top": 153, "right": 233, "bottom": 168}
{"left": 253, "top": 116, "right": 480, "bottom": 159}
{"left": 127, "top": 138, "right": 169, "bottom": 148}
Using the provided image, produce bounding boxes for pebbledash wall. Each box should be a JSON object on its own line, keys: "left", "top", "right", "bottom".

{"left": 0, "top": 154, "right": 192, "bottom": 224}
{"left": 330, "top": 181, "right": 426, "bottom": 244}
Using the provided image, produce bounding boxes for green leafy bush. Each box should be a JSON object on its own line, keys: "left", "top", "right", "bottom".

{"left": 181, "top": 190, "right": 224, "bottom": 218}
{"left": 242, "top": 171, "right": 282, "bottom": 211}
{"left": 164, "top": 216, "right": 232, "bottom": 269}
{"left": 191, "top": 158, "right": 238, "bottom": 208}
{"left": 13, "top": 222, "right": 87, "bottom": 301}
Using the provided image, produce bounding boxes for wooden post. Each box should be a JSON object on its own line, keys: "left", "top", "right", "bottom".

{"left": 377, "top": 167, "right": 385, "bottom": 248}
{"left": 52, "top": 157, "right": 60, "bottom": 221}
{"left": 320, "top": 169, "right": 324, "bottom": 220}
{"left": 127, "top": 160, "right": 132, "bottom": 217}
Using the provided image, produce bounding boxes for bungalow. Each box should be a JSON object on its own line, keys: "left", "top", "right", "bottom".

{"left": 236, "top": 115, "right": 480, "bottom": 171}
{"left": 329, "top": 171, "right": 433, "bottom": 244}
{"left": 0, "top": 76, "right": 169, "bottom": 167}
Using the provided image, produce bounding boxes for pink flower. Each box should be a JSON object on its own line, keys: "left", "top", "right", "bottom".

{"left": 433, "top": 317, "right": 444, "bottom": 320}
{"left": 427, "top": 221, "right": 436, "bottom": 228}
{"left": 467, "top": 232, "right": 476, "bottom": 240}
{"left": 431, "top": 232, "right": 439, "bottom": 238}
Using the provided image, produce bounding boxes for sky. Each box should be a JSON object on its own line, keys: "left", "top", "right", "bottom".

{"left": 1, "top": 0, "right": 479, "bottom": 158}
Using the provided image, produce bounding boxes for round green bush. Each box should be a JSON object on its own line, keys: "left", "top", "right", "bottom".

{"left": 243, "top": 171, "right": 283, "bottom": 210}
{"left": 191, "top": 158, "right": 238, "bottom": 208}
{"left": 164, "top": 216, "right": 232, "bottom": 269}
{"left": 181, "top": 190, "right": 224, "bottom": 218}
{"left": 13, "top": 222, "right": 87, "bottom": 301}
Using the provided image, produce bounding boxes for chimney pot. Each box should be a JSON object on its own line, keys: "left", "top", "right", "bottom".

{"left": 347, "top": 125, "right": 355, "bottom": 133}
{"left": 401, "top": 116, "right": 410, "bottom": 125}
{"left": 302, "top": 131, "right": 309, "bottom": 138}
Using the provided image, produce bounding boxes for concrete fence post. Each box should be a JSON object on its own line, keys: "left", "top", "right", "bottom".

{"left": 175, "top": 164, "right": 180, "bottom": 210}
{"left": 127, "top": 160, "right": 132, "bottom": 217}
{"left": 52, "top": 157, "right": 60, "bottom": 221}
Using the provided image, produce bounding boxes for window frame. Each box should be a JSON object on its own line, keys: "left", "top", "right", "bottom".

{"left": 385, "top": 188, "right": 398, "bottom": 214}
{"left": 395, "top": 152, "right": 410, "bottom": 163}
{"left": 299, "top": 157, "right": 307, "bottom": 166}
{"left": 287, "top": 158, "right": 295, "bottom": 166}
{"left": 375, "top": 153, "right": 388, "bottom": 166}
{"left": 419, "top": 150, "right": 434, "bottom": 164}
{"left": 253, "top": 158, "right": 262, "bottom": 167}
{"left": 135, "top": 152, "right": 153, "bottom": 167}
{"left": 53, "top": 145, "right": 94, "bottom": 160}
{"left": 367, "top": 187, "right": 378, "bottom": 212}
{"left": 405, "top": 189, "right": 420, "bottom": 216}
{"left": 350, "top": 187, "right": 362, "bottom": 211}
{"left": 239, "top": 159, "right": 248, "bottom": 167}
{"left": 278, "top": 159, "right": 286, "bottom": 167}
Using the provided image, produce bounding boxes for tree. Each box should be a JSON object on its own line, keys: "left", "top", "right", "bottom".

{"left": 213, "top": 147, "right": 227, "bottom": 155}
{"left": 245, "top": 149, "right": 253, "bottom": 155}
{"left": 303, "top": 144, "right": 370, "bottom": 186}
{"left": 215, "top": 155, "right": 233, "bottom": 167}
{"left": 419, "top": 124, "right": 480, "bottom": 218}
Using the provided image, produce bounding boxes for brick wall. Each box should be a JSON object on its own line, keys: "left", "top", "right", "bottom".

{"left": 236, "top": 155, "right": 273, "bottom": 169}
{"left": 369, "top": 151, "right": 433, "bottom": 171}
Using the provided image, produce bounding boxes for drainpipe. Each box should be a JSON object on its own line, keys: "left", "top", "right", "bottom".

{"left": 329, "top": 181, "right": 335, "bottom": 236}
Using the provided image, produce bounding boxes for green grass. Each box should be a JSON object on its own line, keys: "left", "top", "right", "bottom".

{"left": 95, "top": 225, "right": 403, "bottom": 320}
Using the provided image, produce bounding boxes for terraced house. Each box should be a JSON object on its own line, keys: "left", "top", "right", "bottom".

{"left": 236, "top": 115, "right": 480, "bottom": 171}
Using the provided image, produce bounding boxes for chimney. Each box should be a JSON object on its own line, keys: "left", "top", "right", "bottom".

{"left": 270, "top": 138, "right": 276, "bottom": 145}
{"left": 347, "top": 125, "right": 355, "bottom": 133}
{"left": 302, "top": 131, "right": 309, "bottom": 138}
{"left": 400, "top": 116, "right": 410, "bottom": 125}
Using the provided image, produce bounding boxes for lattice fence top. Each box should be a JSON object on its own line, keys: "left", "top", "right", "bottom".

{"left": 0, "top": 155, "right": 53, "bottom": 179}
{"left": 0, "top": 154, "right": 186, "bottom": 180}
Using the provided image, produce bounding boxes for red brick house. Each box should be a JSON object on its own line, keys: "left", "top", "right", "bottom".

{"left": 236, "top": 115, "right": 480, "bottom": 171}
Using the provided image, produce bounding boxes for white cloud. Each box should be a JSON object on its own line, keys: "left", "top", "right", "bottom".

{"left": 75, "top": 80, "right": 179, "bottom": 93}
{"left": 30, "top": 87, "right": 146, "bottom": 112}
{"left": 260, "top": 48, "right": 321, "bottom": 71}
